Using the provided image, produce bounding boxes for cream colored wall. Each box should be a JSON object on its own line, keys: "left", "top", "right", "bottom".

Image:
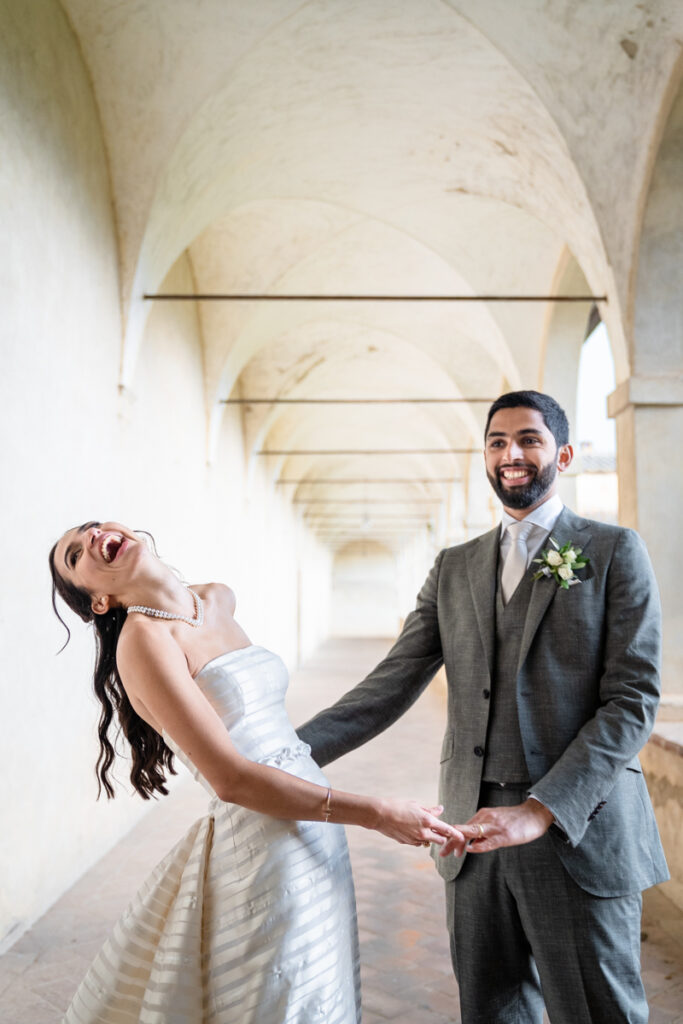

{"left": 395, "top": 530, "right": 440, "bottom": 618}
{"left": 120, "top": 255, "right": 332, "bottom": 669}
{"left": 575, "top": 473, "right": 619, "bottom": 524}
{"left": 0, "top": 0, "right": 129, "bottom": 953}
{"left": 330, "top": 530, "right": 437, "bottom": 640}
{"left": 0, "top": 1, "right": 332, "bottom": 952}
{"left": 331, "top": 543, "right": 401, "bottom": 638}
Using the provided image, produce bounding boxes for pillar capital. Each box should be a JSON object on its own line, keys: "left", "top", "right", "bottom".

{"left": 607, "top": 375, "right": 683, "bottom": 417}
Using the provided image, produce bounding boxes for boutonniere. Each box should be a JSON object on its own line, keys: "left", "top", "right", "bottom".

{"left": 532, "top": 538, "right": 590, "bottom": 590}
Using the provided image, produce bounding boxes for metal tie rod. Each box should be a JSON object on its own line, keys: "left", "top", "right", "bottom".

{"left": 146, "top": 293, "right": 605, "bottom": 303}
{"left": 258, "top": 448, "right": 479, "bottom": 455}
{"left": 278, "top": 478, "right": 459, "bottom": 484}
{"left": 294, "top": 498, "right": 441, "bottom": 504}
{"left": 304, "top": 513, "right": 431, "bottom": 519}
{"left": 222, "top": 397, "right": 493, "bottom": 404}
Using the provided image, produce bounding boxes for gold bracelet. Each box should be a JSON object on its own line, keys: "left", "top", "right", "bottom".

{"left": 322, "top": 787, "right": 332, "bottom": 822}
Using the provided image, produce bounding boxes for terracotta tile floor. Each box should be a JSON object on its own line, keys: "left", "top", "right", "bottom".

{"left": 1, "top": 638, "right": 681, "bottom": 1023}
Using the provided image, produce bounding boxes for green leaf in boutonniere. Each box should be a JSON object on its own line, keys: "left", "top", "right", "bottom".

{"left": 532, "top": 537, "right": 590, "bottom": 590}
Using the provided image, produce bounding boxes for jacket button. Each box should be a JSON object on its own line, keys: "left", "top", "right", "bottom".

{"left": 474, "top": 745, "right": 484, "bottom": 757}
{"left": 482, "top": 689, "right": 490, "bottom": 699}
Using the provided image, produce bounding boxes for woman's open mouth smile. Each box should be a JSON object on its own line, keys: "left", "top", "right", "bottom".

{"left": 100, "top": 534, "right": 126, "bottom": 563}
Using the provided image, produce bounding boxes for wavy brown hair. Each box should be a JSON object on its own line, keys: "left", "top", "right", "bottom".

{"left": 48, "top": 529, "right": 176, "bottom": 800}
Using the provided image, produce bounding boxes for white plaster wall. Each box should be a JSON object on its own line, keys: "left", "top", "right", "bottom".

{"left": 395, "top": 530, "right": 439, "bottom": 620}
{"left": 120, "top": 256, "right": 333, "bottom": 680}
{"left": 330, "top": 531, "right": 437, "bottom": 639}
{"left": 0, "top": 0, "right": 132, "bottom": 952}
{"left": 225, "top": 467, "right": 332, "bottom": 669}
{"left": 331, "top": 543, "right": 400, "bottom": 638}
{"left": 295, "top": 525, "right": 333, "bottom": 668}
{"left": 0, "top": 2, "right": 332, "bottom": 950}
{"left": 575, "top": 473, "right": 619, "bottom": 524}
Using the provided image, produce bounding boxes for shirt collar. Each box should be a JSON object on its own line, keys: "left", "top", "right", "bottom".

{"left": 500, "top": 492, "right": 564, "bottom": 537}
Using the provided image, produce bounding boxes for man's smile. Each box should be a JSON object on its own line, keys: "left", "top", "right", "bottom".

{"left": 499, "top": 466, "right": 536, "bottom": 484}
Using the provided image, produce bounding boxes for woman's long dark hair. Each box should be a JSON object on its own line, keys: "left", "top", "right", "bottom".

{"left": 48, "top": 531, "right": 176, "bottom": 800}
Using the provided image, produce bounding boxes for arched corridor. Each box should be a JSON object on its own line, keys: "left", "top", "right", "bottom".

{"left": 1, "top": 1, "right": 682, "bottom": 1010}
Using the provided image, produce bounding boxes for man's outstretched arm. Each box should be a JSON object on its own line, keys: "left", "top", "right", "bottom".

{"left": 298, "top": 551, "right": 446, "bottom": 766}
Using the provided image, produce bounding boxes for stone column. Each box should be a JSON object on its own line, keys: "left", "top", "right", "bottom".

{"left": 611, "top": 78, "right": 683, "bottom": 705}
{"left": 608, "top": 377, "right": 683, "bottom": 703}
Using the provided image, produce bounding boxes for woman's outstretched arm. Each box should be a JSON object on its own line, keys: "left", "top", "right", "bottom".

{"left": 117, "top": 623, "right": 472, "bottom": 853}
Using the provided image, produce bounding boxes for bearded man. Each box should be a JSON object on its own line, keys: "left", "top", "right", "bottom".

{"left": 298, "top": 390, "right": 668, "bottom": 1024}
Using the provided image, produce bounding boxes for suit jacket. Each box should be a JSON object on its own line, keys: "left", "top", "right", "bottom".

{"left": 298, "top": 507, "right": 669, "bottom": 895}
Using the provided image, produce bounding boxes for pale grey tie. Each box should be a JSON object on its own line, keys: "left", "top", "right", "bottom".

{"left": 501, "top": 521, "right": 534, "bottom": 604}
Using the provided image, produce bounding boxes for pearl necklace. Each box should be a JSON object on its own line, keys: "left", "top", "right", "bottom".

{"left": 127, "top": 587, "right": 204, "bottom": 628}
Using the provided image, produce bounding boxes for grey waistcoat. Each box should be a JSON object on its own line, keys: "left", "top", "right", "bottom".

{"left": 482, "top": 565, "right": 534, "bottom": 784}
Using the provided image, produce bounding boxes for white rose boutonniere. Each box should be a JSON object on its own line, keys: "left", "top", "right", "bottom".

{"left": 532, "top": 538, "right": 589, "bottom": 590}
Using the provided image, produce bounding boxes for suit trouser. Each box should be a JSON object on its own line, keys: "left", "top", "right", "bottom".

{"left": 444, "top": 785, "right": 647, "bottom": 1024}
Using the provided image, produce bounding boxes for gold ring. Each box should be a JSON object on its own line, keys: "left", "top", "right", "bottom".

{"left": 422, "top": 841, "right": 430, "bottom": 848}
{"left": 478, "top": 824, "right": 485, "bottom": 839}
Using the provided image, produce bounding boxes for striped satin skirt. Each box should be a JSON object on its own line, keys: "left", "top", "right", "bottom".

{"left": 63, "top": 783, "right": 361, "bottom": 1022}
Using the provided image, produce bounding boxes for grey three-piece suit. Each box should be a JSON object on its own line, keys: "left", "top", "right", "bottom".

{"left": 298, "top": 506, "right": 668, "bottom": 1023}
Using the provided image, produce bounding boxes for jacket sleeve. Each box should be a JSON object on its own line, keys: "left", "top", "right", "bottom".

{"left": 297, "top": 550, "right": 446, "bottom": 766}
{"left": 530, "top": 529, "right": 662, "bottom": 846}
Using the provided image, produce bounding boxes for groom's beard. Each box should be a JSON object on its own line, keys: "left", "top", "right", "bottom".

{"left": 487, "top": 460, "right": 558, "bottom": 509}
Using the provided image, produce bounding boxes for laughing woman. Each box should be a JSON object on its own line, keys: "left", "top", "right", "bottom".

{"left": 49, "top": 521, "right": 466, "bottom": 1024}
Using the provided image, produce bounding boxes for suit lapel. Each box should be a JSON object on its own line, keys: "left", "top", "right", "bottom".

{"left": 516, "top": 506, "right": 593, "bottom": 673}
{"left": 466, "top": 527, "right": 500, "bottom": 678}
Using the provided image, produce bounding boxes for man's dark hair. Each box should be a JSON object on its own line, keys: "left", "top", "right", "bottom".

{"left": 485, "top": 390, "right": 570, "bottom": 447}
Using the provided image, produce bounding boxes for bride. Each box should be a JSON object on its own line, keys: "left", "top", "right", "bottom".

{"left": 49, "top": 521, "right": 468, "bottom": 1023}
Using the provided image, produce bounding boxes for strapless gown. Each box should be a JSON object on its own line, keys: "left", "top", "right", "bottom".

{"left": 63, "top": 646, "right": 361, "bottom": 1023}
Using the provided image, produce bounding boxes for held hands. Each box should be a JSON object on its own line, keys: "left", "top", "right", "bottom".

{"left": 372, "top": 796, "right": 554, "bottom": 855}
{"left": 374, "top": 800, "right": 470, "bottom": 852}
{"left": 440, "top": 797, "right": 555, "bottom": 857}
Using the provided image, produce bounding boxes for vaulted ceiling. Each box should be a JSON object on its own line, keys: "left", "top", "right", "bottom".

{"left": 59, "top": 0, "right": 683, "bottom": 549}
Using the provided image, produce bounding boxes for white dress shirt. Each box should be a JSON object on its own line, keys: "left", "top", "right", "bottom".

{"left": 499, "top": 493, "right": 564, "bottom": 568}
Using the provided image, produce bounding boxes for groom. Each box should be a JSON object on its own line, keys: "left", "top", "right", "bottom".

{"left": 298, "top": 390, "right": 668, "bottom": 1023}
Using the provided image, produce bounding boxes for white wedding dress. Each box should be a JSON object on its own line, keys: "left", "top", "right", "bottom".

{"left": 63, "top": 646, "right": 361, "bottom": 1023}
